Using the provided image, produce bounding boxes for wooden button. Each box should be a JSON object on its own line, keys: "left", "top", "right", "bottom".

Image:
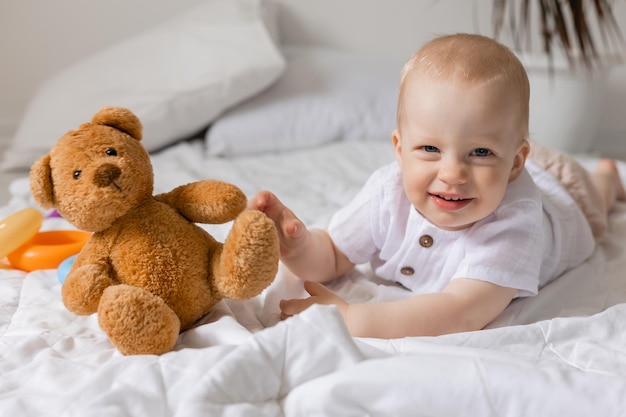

{"left": 419, "top": 234, "right": 433, "bottom": 248}
{"left": 400, "top": 266, "right": 414, "bottom": 276}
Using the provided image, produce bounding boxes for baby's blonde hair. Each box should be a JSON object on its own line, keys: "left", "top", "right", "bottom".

{"left": 398, "top": 33, "right": 530, "bottom": 140}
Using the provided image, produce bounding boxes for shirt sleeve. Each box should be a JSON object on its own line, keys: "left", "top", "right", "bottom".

{"left": 328, "top": 166, "right": 387, "bottom": 265}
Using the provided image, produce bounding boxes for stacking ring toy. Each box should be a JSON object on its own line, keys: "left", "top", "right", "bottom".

{"left": 7, "top": 230, "right": 91, "bottom": 272}
{"left": 0, "top": 208, "right": 44, "bottom": 259}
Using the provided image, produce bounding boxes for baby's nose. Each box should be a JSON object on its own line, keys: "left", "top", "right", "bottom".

{"left": 93, "top": 163, "right": 121, "bottom": 188}
{"left": 438, "top": 160, "right": 468, "bottom": 185}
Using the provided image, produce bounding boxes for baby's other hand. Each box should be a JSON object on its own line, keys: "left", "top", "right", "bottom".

{"left": 279, "top": 281, "right": 349, "bottom": 320}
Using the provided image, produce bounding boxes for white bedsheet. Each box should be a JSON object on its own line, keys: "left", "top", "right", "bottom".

{"left": 1, "top": 140, "right": 626, "bottom": 416}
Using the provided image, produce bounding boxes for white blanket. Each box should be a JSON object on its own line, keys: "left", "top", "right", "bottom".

{"left": 1, "top": 140, "right": 626, "bottom": 416}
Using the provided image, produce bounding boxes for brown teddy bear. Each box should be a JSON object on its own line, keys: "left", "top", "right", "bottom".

{"left": 30, "top": 106, "right": 280, "bottom": 355}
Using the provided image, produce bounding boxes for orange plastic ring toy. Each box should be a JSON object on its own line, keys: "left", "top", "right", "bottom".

{"left": 7, "top": 230, "right": 91, "bottom": 272}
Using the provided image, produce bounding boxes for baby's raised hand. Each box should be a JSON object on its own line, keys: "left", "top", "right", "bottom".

{"left": 248, "top": 191, "right": 308, "bottom": 259}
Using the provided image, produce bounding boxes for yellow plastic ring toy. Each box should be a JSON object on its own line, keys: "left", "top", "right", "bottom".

{"left": 0, "top": 208, "right": 44, "bottom": 259}
{"left": 7, "top": 230, "right": 91, "bottom": 272}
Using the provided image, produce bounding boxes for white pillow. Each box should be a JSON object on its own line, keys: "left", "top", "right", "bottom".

{"left": 0, "top": 0, "right": 285, "bottom": 171}
{"left": 205, "top": 46, "right": 404, "bottom": 156}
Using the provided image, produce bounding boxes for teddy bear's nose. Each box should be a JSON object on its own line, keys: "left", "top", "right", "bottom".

{"left": 94, "top": 164, "right": 122, "bottom": 188}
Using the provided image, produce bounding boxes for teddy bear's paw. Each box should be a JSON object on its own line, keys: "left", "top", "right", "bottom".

{"left": 98, "top": 284, "right": 180, "bottom": 355}
{"left": 215, "top": 210, "right": 280, "bottom": 300}
{"left": 62, "top": 265, "right": 113, "bottom": 316}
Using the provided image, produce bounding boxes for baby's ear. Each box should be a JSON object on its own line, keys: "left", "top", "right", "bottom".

{"left": 509, "top": 139, "right": 530, "bottom": 182}
{"left": 30, "top": 154, "right": 56, "bottom": 209}
{"left": 392, "top": 129, "right": 403, "bottom": 165}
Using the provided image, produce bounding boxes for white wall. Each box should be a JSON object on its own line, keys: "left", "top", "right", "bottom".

{"left": 1, "top": 0, "right": 625, "bottom": 154}
{"left": 0, "top": 0, "right": 206, "bottom": 135}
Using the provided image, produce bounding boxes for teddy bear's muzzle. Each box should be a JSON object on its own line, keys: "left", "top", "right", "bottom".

{"left": 94, "top": 164, "right": 122, "bottom": 190}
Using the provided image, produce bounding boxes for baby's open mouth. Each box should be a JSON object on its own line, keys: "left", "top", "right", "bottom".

{"left": 429, "top": 193, "right": 473, "bottom": 210}
{"left": 435, "top": 194, "right": 467, "bottom": 201}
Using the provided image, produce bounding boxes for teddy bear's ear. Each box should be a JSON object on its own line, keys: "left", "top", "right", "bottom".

{"left": 91, "top": 106, "right": 143, "bottom": 141}
{"left": 30, "top": 154, "right": 56, "bottom": 209}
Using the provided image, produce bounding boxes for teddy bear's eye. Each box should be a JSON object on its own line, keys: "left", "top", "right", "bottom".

{"left": 106, "top": 148, "right": 118, "bottom": 157}
{"left": 73, "top": 170, "right": 82, "bottom": 180}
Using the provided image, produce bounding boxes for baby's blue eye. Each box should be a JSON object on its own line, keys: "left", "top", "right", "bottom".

{"left": 472, "top": 148, "right": 492, "bottom": 157}
{"left": 423, "top": 146, "right": 439, "bottom": 153}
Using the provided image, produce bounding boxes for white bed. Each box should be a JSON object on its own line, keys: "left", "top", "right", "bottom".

{"left": 2, "top": 1, "right": 626, "bottom": 416}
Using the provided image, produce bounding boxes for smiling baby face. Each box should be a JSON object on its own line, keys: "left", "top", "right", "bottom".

{"left": 392, "top": 34, "right": 530, "bottom": 230}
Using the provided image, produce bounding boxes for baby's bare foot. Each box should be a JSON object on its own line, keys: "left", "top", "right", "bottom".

{"left": 596, "top": 159, "right": 626, "bottom": 202}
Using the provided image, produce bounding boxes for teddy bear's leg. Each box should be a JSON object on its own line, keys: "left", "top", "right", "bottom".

{"left": 98, "top": 284, "right": 180, "bottom": 355}
{"left": 213, "top": 210, "right": 279, "bottom": 300}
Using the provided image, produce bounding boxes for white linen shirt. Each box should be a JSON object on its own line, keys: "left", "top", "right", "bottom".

{"left": 327, "top": 160, "right": 595, "bottom": 297}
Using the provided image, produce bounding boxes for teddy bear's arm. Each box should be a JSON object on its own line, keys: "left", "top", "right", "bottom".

{"left": 62, "top": 240, "right": 114, "bottom": 315}
{"left": 154, "top": 180, "right": 247, "bottom": 224}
